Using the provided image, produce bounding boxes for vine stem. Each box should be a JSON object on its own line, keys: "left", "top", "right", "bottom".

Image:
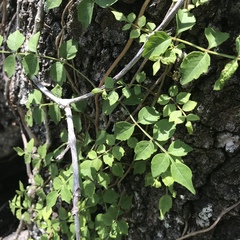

{"left": 173, "top": 37, "right": 240, "bottom": 60}
{"left": 177, "top": 200, "right": 240, "bottom": 240}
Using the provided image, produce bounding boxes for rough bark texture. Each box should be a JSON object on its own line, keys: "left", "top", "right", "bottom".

{"left": 1, "top": 0, "right": 240, "bottom": 239}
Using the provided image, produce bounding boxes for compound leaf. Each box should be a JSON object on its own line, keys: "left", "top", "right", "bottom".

{"left": 180, "top": 51, "right": 210, "bottom": 85}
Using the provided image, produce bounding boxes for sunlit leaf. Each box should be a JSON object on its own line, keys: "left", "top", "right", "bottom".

{"left": 171, "top": 161, "right": 195, "bottom": 194}
{"left": 151, "top": 153, "right": 170, "bottom": 177}
{"left": 180, "top": 51, "right": 210, "bottom": 85}
{"left": 7, "top": 30, "right": 25, "bottom": 51}
{"left": 134, "top": 140, "right": 156, "bottom": 160}
{"left": 114, "top": 121, "right": 135, "bottom": 141}
{"left": 205, "top": 27, "right": 229, "bottom": 49}
{"left": 176, "top": 9, "right": 196, "bottom": 35}
{"left": 143, "top": 31, "right": 172, "bottom": 60}
{"left": 168, "top": 140, "right": 192, "bottom": 157}
{"left": 214, "top": 59, "right": 238, "bottom": 90}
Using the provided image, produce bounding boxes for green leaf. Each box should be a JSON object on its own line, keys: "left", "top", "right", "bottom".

{"left": 186, "top": 113, "right": 200, "bottom": 121}
{"left": 103, "top": 153, "right": 114, "bottom": 167}
{"left": 134, "top": 140, "right": 156, "bottom": 160}
{"left": 114, "top": 121, "right": 135, "bottom": 141}
{"left": 4, "top": 55, "right": 16, "bottom": 77}
{"left": 137, "top": 15, "right": 146, "bottom": 28}
{"left": 182, "top": 100, "right": 197, "bottom": 112}
{"left": 176, "top": 9, "right": 196, "bottom": 35}
{"left": 27, "top": 138, "right": 35, "bottom": 153}
{"left": 53, "top": 177, "right": 63, "bottom": 190}
{"left": 83, "top": 180, "right": 95, "bottom": 198}
{"left": 151, "top": 153, "right": 170, "bottom": 178}
{"left": 142, "top": 31, "right": 172, "bottom": 60}
{"left": 133, "top": 161, "right": 146, "bottom": 174}
{"left": 103, "top": 189, "right": 119, "bottom": 203}
{"left": 136, "top": 72, "right": 146, "bottom": 83}
{"left": 130, "top": 29, "right": 141, "bottom": 39}
{"left": 97, "top": 172, "right": 110, "bottom": 189}
{"left": 168, "top": 85, "right": 178, "bottom": 97}
{"left": 60, "top": 185, "right": 72, "bottom": 203}
{"left": 80, "top": 160, "right": 93, "bottom": 180}
{"left": 158, "top": 94, "right": 171, "bottom": 105}
{"left": 51, "top": 84, "right": 62, "bottom": 98}
{"left": 112, "top": 146, "right": 125, "bottom": 160}
{"left": 95, "top": 0, "right": 118, "bottom": 8}
{"left": 122, "top": 23, "right": 131, "bottom": 31}
{"left": 107, "top": 91, "right": 119, "bottom": 106}
{"left": 48, "top": 104, "right": 62, "bottom": 124}
{"left": 138, "top": 106, "right": 160, "bottom": 125}
{"left": 13, "top": 147, "right": 25, "bottom": 156}
{"left": 236, "top": 35, "right": 240, "bottom": 56}
{"left": 176, "top": 92, "right": 191, "bottom": 104}
{"left": 46, "top": 191, "right": 58, "bottom": 211}
{"left": 180, "top": 51, "right": 210, "bottom": 85}
{"left": 92, "top": 88, "right": 103, "bottom": 94}
{"left": 7, "top": 30, "right": 25, "bottom": 51}
{"left": 22, "top": 54, "right": 39, "bottom": 77}
{"left": 159, "top": 195, "right": 172, "bottom": 220}
{"left": 168, "top": 140, "right": 192, "bottom": 157}
{"left": 112, "top": 11, "right": 127, "bottom": 21}
{"left": 169, "top": 110, "right": 185, "bottom": 124}
{"left": 152, "top": 59, "right": 161, "bottom": 75}
{"left": 0, "top": 35, "right": 3, "bottom": 45}
{"left": 171, "top": 161, "right": 195, "bottom": 194}
{"left": 105, "top": 77, "right": 114, "bottom": 89}
{"left": 46, "top": 0, "right": 62, "bottom": 9}
{"left": 185, "top": 121, "right": 193, "bottom": 134}
{"left": 59, "top": 39, "right": 78, "bottom": 60}
{"left": 112, "top": 163, "right": 124, "bottom": 177}
{"left": 153, "top": 119, "right": 176, "bottom": 141}
{"left": 205, "top": 27, "right": 229, "bottom": 49}
{"left": 50, "top": 62, "right": 66, "bottom": 85}
{"left": 163, "top": 104, "right": 176, "bottom": 117}
{"left": 28, "top": 32, "right": 40, "bottom": 52}
{"left": 77, "top": 0, "right": 94, "bottom": 28}
{"left": 214, "top": 59, "right": 238, "bottom": 90}
{"left": 127, "top": 13, "right": 136, "bottom": 23}
{"left": 33, "top": 107, "right": 44, "bottom": 125}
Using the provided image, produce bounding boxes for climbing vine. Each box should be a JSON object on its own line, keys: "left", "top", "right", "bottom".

{"left": 1, "top": 0, "right": 240, "bottom": 239}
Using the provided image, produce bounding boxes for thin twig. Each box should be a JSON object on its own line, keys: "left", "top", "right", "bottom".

{"left": 64, "top": 106, "right": 81, "bottom": 240}
{"left": 177, "top": 200, "right": 240, "bottom": 240}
